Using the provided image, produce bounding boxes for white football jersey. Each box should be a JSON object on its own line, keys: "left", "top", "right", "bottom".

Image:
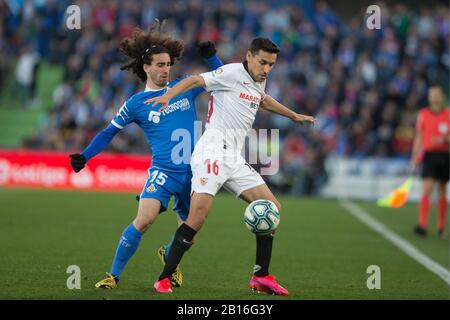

{"left": 200, "top": 62, "right": 266, "bottom": 151}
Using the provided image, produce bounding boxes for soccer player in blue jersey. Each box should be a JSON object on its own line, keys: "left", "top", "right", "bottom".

{"left": 68, "top": 22, "right": 223, "bottom": 289}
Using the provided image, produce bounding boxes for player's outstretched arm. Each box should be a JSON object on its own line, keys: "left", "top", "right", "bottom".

{"left": 260, "top": 94, "right": 316, "bottom": 125}
{"left": 69, "top": 123, "right": 121, "bottom": 172}
{"left": 145, "top": 75, "right": 206, "bottom": 111}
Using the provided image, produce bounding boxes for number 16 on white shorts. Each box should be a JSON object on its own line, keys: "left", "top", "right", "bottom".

{"left": 190, "top": 150, "right": 264, "bottom": 197}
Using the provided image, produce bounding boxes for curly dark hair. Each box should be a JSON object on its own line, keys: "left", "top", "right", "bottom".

{"left": 119, "top": 20, "right": 184, "bottom": 83}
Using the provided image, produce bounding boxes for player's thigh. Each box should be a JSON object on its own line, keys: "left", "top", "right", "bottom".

{"left": 140, "top": 168, "right": 172, "bottom": 211}
{"left": 136, "top": 169, "right": 173, "bottom": 231}
{"left": 223, "top": 159, "right": 280, "bottom": 209}
{"left": 190, "top": 147, "right": 228, "bottom": 197}
{"left": 134, "top": 198, "right": 162, "bottom": 232}
{"left": 239, "top": 183, "right": 281, "bottom": 212}
{"left": 185, "top": 192, "right": 215, "bottom": 231}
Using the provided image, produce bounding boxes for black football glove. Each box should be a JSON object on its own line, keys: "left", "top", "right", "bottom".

{"left": 197, "top": 41, "right": 216, "bottom": 59}
{"left": 69, "top": 153, "right": 86, "bottom": 173}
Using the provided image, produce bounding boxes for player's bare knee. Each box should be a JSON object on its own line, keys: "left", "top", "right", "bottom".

{"left": 133, "top": 217, "right": 153, "bottom": 233}
{"left": 133, "top": 222, "right": 148, "bottom": 233}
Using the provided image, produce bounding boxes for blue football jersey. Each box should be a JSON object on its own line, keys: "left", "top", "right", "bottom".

{"left": 111, "top": 77, "right": 202, "bottom": 172}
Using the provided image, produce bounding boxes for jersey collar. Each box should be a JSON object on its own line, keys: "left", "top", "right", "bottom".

{"left": 145, "top": 86, "right": 167, "bottom": 92}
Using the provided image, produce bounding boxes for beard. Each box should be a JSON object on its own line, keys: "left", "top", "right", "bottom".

{"left": 149, "top": 73, "right": 169, "bottom": 88}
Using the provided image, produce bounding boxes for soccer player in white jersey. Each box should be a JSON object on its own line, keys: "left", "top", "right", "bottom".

{"left": 147, "top": 37, "right": 315, "bottom": 294}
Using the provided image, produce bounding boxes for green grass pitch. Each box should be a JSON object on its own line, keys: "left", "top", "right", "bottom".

{"left": 0, "top": 188, "right": 448, "bottom": 300}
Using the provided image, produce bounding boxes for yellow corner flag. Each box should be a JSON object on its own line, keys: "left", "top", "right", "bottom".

{"left": 377, "top": 176, "right": 414, "bottom": 208}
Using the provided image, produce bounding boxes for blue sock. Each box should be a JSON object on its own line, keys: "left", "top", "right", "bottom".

{"left": 110, "top": 223, "right": 142, "bottom": 278}
{"left": 165, "top": 235, "right": 175, "bottom": 260}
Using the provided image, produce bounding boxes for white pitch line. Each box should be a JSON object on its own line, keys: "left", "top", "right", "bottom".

{"left": 339, "top": 199, "right": 450, "bottom": 286}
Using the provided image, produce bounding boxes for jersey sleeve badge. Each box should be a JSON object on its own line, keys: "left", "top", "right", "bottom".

{"left": 212, "top": 67, "right": 224, "bottom": 77}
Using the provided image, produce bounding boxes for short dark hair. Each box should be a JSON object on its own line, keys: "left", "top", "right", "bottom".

{"left": 249, "top": 37, "right": 280, "bottom": 55}
{"left": 429, "top": 85, "right": 443, "bottom": 91}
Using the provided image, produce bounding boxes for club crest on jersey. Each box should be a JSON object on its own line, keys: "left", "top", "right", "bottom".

{"left": 212, "top": 68, "right": 224, "bottom": 77}
{"left": 200, "top": 177, "right": 208, "bottom": 186}
{"left": 147, "top": 184, "right": 157, "bottom": 193}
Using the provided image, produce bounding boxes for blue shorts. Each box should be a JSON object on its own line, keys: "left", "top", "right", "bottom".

{"left": 139, "top": 167, "right": 192, "bottom": 221}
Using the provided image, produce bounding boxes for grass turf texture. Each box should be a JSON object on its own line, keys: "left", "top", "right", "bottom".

{"left": 0, "top": 188, "right": 448, "bottom": 300}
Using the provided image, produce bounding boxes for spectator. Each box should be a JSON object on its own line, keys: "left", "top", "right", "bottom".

{"left": 13, "top": 44, "right": 41, "bottom": 107}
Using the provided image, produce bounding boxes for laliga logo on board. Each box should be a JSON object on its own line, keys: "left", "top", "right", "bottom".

{"left": 70, "top": 168, "right": 94, "bottom": 188}
{"left": 0, "top": 159, "right": 10, "bottom": 184}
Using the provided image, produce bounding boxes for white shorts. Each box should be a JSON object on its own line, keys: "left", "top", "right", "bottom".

{"left": 190, "top": 130, "right": 265, "bottom": 197}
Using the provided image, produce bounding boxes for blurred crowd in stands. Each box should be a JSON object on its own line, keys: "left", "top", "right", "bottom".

{"left": 0, "top": 0, "right": 449, "bottom": 195}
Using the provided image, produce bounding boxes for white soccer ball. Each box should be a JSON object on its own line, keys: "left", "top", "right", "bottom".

{"left": 244, "top": 199, "right": 280, "bottom": 234}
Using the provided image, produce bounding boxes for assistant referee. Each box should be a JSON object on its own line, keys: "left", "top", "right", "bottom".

{"left": 410, "top": 86, "right": 450, "bottom": 239}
